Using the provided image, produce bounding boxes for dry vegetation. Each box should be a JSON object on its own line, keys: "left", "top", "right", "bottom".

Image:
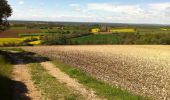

{"left": 22, "top": 45, "right": 170, "bottom": 100}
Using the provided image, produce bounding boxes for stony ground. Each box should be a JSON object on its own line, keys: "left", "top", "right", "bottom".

{"left": 22, "top": 45, "right": 170, "bottom": 100}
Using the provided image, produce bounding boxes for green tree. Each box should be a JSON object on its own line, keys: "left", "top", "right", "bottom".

{"left": 0, "top": 0, "right": 12, "bottom": 31}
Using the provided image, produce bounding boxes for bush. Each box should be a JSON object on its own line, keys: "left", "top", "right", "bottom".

{"left": 43, "top": 34, "right": 67, "bottom": 45}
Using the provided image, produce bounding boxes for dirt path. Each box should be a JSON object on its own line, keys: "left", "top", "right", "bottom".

{"left": 41, "top": 61, "right": 102, "bottom": 100}
{"left": 11, "top": 53, "right": 43, "bottom": 100}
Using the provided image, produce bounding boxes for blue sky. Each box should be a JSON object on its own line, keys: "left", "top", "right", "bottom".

{"left": 7, "top": 0, "right": 170, "bottom": 24}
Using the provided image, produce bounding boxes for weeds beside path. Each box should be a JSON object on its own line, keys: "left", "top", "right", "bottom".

{"left": 40, "top": 61, "right": 102, "bottom": 100}
{"left": 9, "top": 51, "right": 43, "bottom": 100}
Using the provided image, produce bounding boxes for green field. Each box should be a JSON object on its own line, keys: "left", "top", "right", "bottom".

{"left": 67, "top": 34, "right": 120, "bottom": 44}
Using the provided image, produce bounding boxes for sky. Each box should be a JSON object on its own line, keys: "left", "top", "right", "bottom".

{"left": 7, "top": 0, "right": 170, "bottom": 24}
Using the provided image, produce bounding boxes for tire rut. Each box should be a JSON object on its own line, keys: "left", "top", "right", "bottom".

{"left": 10, "top": 52, "right": 43, "bottom": 100}
{"left": 41, "top": 61, "right": 103, "bottom": 100}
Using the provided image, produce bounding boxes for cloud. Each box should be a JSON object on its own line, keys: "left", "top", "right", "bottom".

{"left": 18, "top": 1, "right": 24, "bottom": 5}
{"left": 149, "top": 2, "right": 170, "bottom": 11}
{"left": 69, "top": 4, "right": 79, "bottom": 7}
{"left": 84, "top": 2, "right": 170, "bottom": 24}
{"left": 9, "top": 0, "right": 170, "bottom": 24}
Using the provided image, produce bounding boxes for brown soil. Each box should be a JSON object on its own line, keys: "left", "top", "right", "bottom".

{"left": 22, "top": 45, "right": 170, "bottom": 100}
{"left": 12, "top": 64, "right": 43, "bottom": 100}
{"left": 10, "top": 52, "right": 43, "bottom": 100}
{"left": 0, "top": 29, "right": 42, "bottom": 38}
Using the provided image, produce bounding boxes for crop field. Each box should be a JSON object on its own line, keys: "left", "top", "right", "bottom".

{"left": 0, "top": 38, "right": 24, "bottom": 45}
{"left": 0, "top": 29, "right": 43, "bottom": 38}
{"left": 110, "top": 28, "right": 136, "bottom": 33}
{"left": 22, "top": 45, "right": 170, "bottom": 100}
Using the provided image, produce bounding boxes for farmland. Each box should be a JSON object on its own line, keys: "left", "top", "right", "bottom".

{"left": 0, "top": 22, "right": 170, "bottom": 45}
{"left": 0, "top": 38, "right": 24, "bottom": 45}
{"left": 22, "top": 45, "right": 170, "bottom": 100}
{"left": 0, "top": 47, "right": 146, "bottom": 100}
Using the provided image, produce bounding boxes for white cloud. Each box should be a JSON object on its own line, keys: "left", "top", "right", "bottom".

{"left": 9, "top": 1, "right": 170, "bottom": 24}
{"left": 18, "top": 1, "right": 24, "bottom": 5}
{"left": 69, "top": 4, "right": 79, "bottom": 7}
{"left": 85, "top": 3, "right": 170, "bottom": 24}
{"left": 149, "top": 2, "right": 170, "bottom": 11}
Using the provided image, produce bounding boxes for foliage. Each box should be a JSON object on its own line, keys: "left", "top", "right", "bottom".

{"left": 42, "top": 33, "right": 91, "bottom": 45}
{"left": 67, "top": 34, "right": 120, "bottom": 44}
{"left": 43, "top": 34, "right": 67, "bottom": 45}
{"left": 68, "top": 33, "right": 170, "bottom": 45}
{"left": 0, "top": 0, "right": 12, "bottom": 30}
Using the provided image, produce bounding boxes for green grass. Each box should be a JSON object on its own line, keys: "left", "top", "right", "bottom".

{"left": 0, "top": 47, "right": 25, "bottom": 52}
{"left": 68, "top": 34, "right": 120, "bottom": 44}
{"left": 28, "top": 63, "right": 84, "bottom": 100}
{"left": 0, "top": 51, "right": 13, "bottom": 100}
{"left": 53, "top": 60, "right": 150, "bottom": 100}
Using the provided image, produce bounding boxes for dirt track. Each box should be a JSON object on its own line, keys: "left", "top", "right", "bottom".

{"left": 10, "top": 52, "right": 43, "bottom": 100}
{"left": 41, "top": 61, "right": 101, "bottom": 100}
{"left": 22, "top": 45, "right": 170, "bottom": 100}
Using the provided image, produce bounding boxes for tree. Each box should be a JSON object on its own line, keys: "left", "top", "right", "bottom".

{"left": 0, "top": 0, "right": 12, "bottom": 31}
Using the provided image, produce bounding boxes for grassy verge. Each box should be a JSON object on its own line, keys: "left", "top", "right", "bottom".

{"left": 53, "top": 60, "right": 150, "bottom": 100}
{"left": 28, "top": 63, "right": 84, "bottom": 100}
{"left": 0, "top": 51, "right": 13, "bottom": 100}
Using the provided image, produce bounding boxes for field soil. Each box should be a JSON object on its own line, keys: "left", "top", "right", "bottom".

{"left": 0, "top": 29, "right": 42, "bottom": 38}
{"left": 22, "top": 45, "right": 170, "bottom": 100}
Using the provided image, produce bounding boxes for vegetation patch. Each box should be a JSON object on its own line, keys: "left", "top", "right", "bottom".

{"left": 67, "top": 34, "right": 120, "bottom": 44}
{"left": 28, "top": 63, "right": 84, "bottom": 100}
{"left": 0, "top": 38, "right": 24, "bottom": 45}
{"left": 52, "top": 60, "right": 147, "bottom": 100}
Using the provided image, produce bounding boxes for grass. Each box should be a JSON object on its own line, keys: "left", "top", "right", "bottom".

{"left": 0, "top": 51, "right": 13, "bottom": 100}
{"left": 0, "top": 47, "right": 25, "bottom": 52}
{"left": 53, "top": 60, "right": 149, "bottom": 100}
{"left": 28, "top": 63, "right": 84, "bottom": 100}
